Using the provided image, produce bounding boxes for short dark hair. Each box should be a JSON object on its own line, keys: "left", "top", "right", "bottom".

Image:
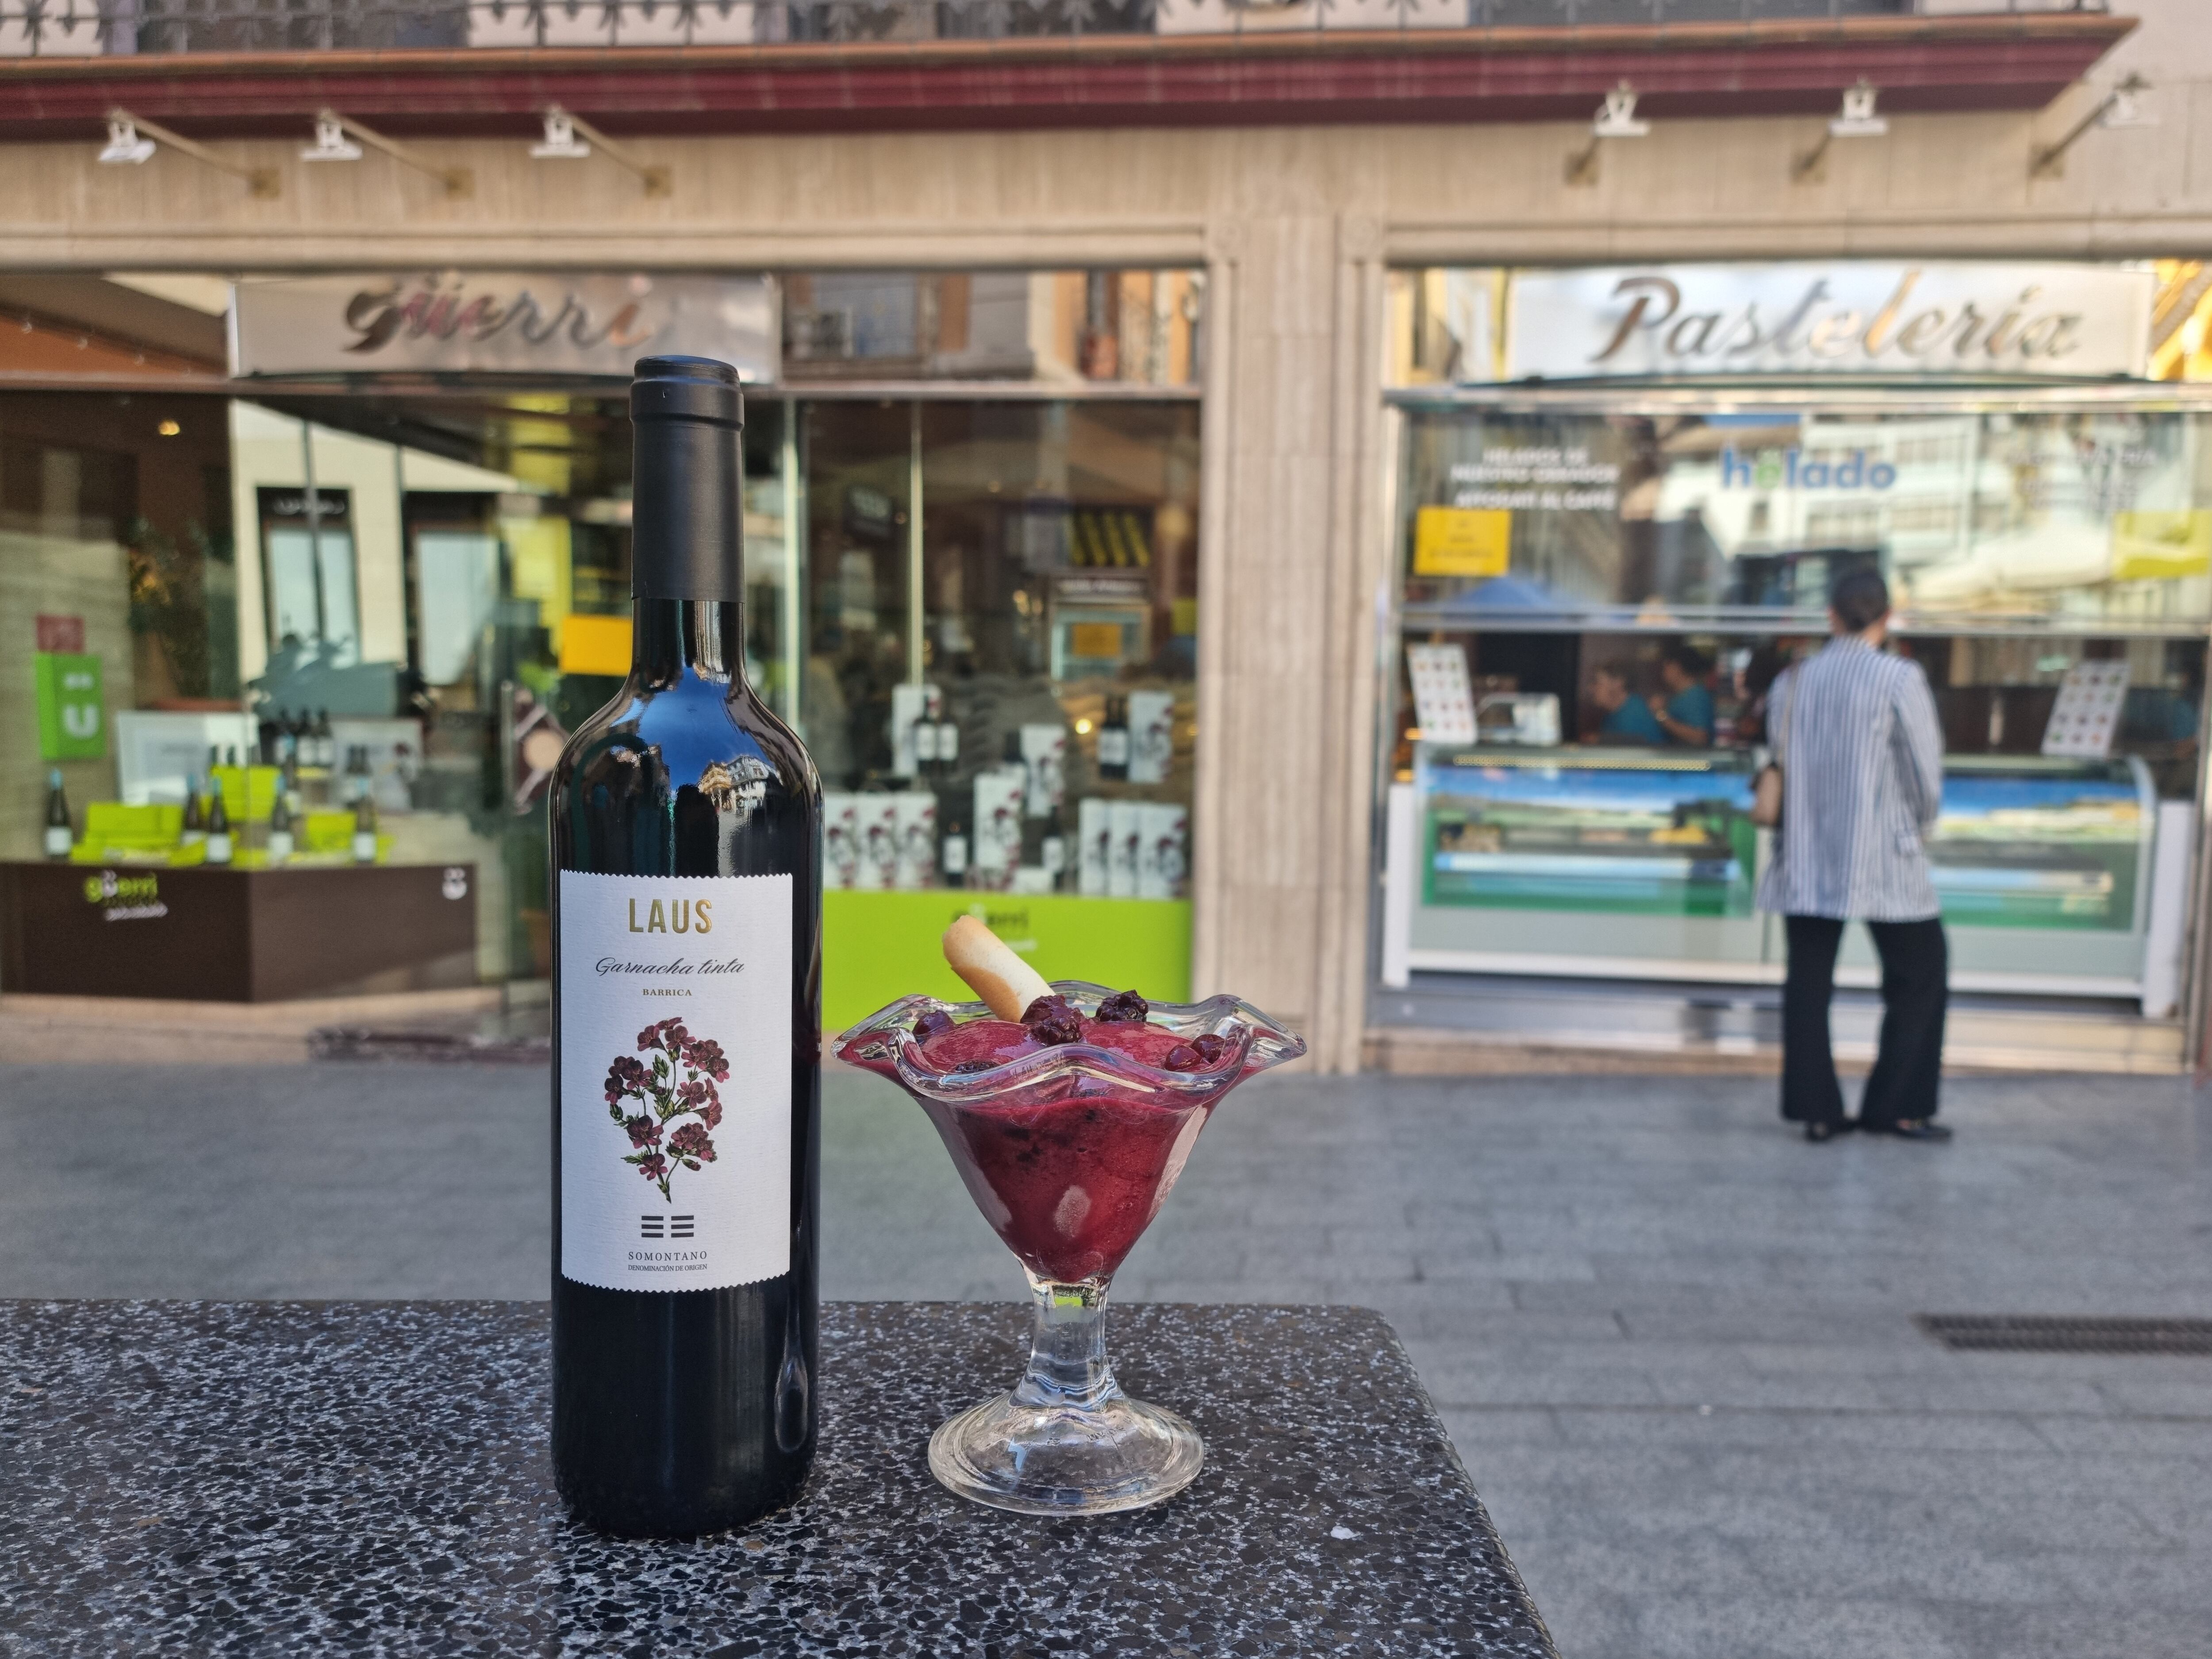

{"left": 1831, "top": 568, "right": 1891, "bottom": 633}
{"left": 1662, "top": 642, "right": 1711, "bottom": 678}
{"left": 1593, "top": 659, "right": 1635, "bottom": 684}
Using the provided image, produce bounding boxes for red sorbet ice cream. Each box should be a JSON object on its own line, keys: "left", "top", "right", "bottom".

{"left": 908, "top": 1010, "right": 1236, "bottom": 1281}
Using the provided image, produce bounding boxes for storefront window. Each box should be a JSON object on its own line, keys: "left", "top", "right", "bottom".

{"left": 1384, "top": 410, "right": 2210, "bottom": 1008}
{"left": 1380, "top": 262, "right": 2212, "bottom": 1013}
{"left": 784, "top": 270, "right": 1203, "bottom": 387}
{"left": 0, "top": 389, "right": 237, "bottom": 853}
{"left": 801, "top": 398, "right": 1202, "bottom": 880}
{"left": 3, "top": 269, "right": 1205, "bottom": 1021}
{"left": 1398, "top": 407, "right": 2212, "bottom": 629}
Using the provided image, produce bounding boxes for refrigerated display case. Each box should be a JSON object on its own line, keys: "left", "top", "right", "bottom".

{"left": 1386, "top": 747, "right": 2162, "bottom": 996}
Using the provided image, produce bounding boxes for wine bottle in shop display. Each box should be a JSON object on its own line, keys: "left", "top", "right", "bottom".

{"left": 180, "top": 776, "right": 206, "bottom": 845}
{"left": 1098, "top": 694, "right": 1130, "bottom": 781}
{"left": 548, "top": 356, "right": 822, "bottom": 1539}
{"left": 351, "top": 795, "right": 377, "bottom": 864}
{"left": 267, "top": 789, "right": 295, "bottom": 863}
{"left": 313, "top": 710, "right": 335, "bottom": 769}
{"left": 204, "top": 779, "right": 234, "bottom": 865}
{"left": 942, "top": 818, "right": 969, "bottom": 885}
{"left": 42, "top": 769, "right": 71, "bottom": 859}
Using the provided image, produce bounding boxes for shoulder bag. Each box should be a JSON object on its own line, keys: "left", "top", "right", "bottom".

{"left": 1749, "top": 667, "right": 1796, "bottom": 830}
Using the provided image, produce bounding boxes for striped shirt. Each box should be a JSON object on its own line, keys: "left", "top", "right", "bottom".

{"left": 1755, "top": 636, "right": 1946, "bottom": 922}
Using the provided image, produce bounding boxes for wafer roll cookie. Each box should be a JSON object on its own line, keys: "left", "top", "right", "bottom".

{"left": 943, "top": 915, "right": 1052, "bottom": 1022}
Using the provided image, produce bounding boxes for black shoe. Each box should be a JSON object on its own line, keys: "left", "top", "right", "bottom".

{"left": 1803, "top": 1119, "right": 1855, "bottom": 1144}
{"left": 1865, "top": 1118, "right": 1952, "bottom": 1142}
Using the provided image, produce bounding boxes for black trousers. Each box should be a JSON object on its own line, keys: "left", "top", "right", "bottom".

{"left": 1782, "top": 915, "right": 1947, "bottom": 1128}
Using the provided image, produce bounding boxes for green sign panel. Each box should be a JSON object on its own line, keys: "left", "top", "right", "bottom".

{"left": 33, "top": 652, "right": 105, "bottom": 760}
{"left": 822, "top": 891, "right": 1193, "bottom": 1035}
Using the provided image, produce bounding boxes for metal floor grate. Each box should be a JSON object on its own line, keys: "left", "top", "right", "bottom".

{"left": 1916, "top": 1315, "right": 2212, "bottom": 1356}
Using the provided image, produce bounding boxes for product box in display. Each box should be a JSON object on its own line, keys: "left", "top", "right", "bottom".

{"left": 822, "top": 793, "right": 860, "bottom": 891}
{"left": 2042, "top": 661, "right": 2131, "bottom": 758}
{"left": 972, "top": 767, "right": 1027, "bottom": 885}
{"left": 1107, "top": 799, "right": 1141, "bottom": 899}
{"left": 892, "top": 793, "right": 937, "bottom": 890}
{"left": 853, "top": 794, "right": 899, "bottom": 891}
{"left": 890, "top": 684, "right": 928, "bottom": 778}
{"left": 1078, "top": 797, "right": 1110, "bottom": 896}
{"left": 1137, "top": 801, "right": 1188, "bottom": 899}
{"left": 1020, "top": 724, "right": 1067, "bottom": 818}
{"left": 1126, "top": 691, "right": 1175, "bottom": 786}
{"left": 1406, "top": 643, "right": 1478, "bottom": 745}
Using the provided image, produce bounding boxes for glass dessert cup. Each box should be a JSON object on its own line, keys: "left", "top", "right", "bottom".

{"left": 835, "top": 982, "right": 1306, "bottom": 1516}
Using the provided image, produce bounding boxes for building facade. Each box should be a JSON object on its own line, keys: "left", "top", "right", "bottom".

{"left": 2, "top": 0, "right": 2208, "bottom": 1070}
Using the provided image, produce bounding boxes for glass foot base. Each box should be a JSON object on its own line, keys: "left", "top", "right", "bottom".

{"left": 927, "top": 1390, "right": 1204, "bottom": 1516}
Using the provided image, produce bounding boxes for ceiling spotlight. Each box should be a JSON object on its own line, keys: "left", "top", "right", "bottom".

{"left": 301, "top": 113, "right": 363, "bottom": 162}
{"left": 98, "top": 116, "right": 155, "bottom": 166}
{"left": 526, "top": 105, "right": 669, "bottom": 196}
{"left": 1829, "top": 78, "right": 1887, "bottom": 139}
{"left": 2101, "top": 72, "right": 2155, "bottom": 130}
{"left": 1592, "top": 82, "right": 1650, "bottom": 141}
{"left": 1795, "top": 78, "right": 1888, "bottom": 182}
{"left": 1567, "top": 81, "right": 1647, "bottom": 186}
{"left": 304, "top": 108, "right": 469, "bottom": 197}
{"left": 530, "top": 108, "right": 592, "bottom": 160}
{"left": 2033, "top": 73, "right": 2154, "bottom": 178}
{"left": 96, "top": 106, "right": 278, "bottom": 196}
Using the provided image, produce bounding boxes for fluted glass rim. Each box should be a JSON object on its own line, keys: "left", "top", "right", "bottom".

{"left": 832, "top": 980, "right": 1306, "bottom": 1104}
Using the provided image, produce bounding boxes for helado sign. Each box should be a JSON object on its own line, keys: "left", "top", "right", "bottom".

{"left": 1501, "top": 262, "right": 2154, "bottom": 382}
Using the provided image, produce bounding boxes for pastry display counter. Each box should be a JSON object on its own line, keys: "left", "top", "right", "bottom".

{"left": 1385, "top": 745, "right": 2170, "bottom": 998}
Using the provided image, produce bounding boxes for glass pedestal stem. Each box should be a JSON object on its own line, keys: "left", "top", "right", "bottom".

{"left": 1014, "top": 1274, "right": 1117, "bottom": 1411}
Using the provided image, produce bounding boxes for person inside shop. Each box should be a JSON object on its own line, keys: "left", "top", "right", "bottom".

{"left": 1586, "top": 659, "right": 1665, "bottom": 745}
{"left": 1759, "top": 568, "right": 1951, "bottom": 1144}
{"left": 1649, "top": 643, "right": 1715, "bottom": 747}
{"left": 1731, "top": 641, "right": 1797, "bottom": 748}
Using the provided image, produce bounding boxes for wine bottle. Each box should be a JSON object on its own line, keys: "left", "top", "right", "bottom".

{"left": 268, "top": 788, "right": 295, "bottom": 863}
{"left": 313, "top": 710, "right": 335, "bottom": 769}
{"left": 549, "top": 356, "right": 822, "bottom": 1539}
{"left": 204, "top": 779, "right": 234, "bottom": 865}
{"left": 350, "top": 794, "right": 377, "bottom": 864}
{"left": 42, "top": 768, "right": 71, "bottom": 859}
{"left": 180, "top": 775, "right": 207, "bottom": 845}
{"left": 941, "top": 817, "right": 969, "bottom": 886}
{"left": 1098, "top": 693, "right": 1130, "bottom": 780}
{"left": 1041, "top": 805, "right": 1066, "bottom": 890}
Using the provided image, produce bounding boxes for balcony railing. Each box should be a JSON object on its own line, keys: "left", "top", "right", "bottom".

{"left": 0, "top": 0, "right": 2107, "bottom": 58}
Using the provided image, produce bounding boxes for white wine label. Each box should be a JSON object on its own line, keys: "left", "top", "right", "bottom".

{"left": 558, "top": 871, "right": 792, "bottom": 1292}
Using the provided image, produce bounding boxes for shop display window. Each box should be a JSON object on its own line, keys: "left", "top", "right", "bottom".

{"left": 0, "top": 389, "right": 238, "bottom": 856}
{"left": 2, "top": 270, "right": 1205, "bottom": 1015}
{"left": 1380, "top": 270, "right": 2212, "bottom": 1005}
{"left": 803, "top": 399, "right": 1202, "bottom": 899}
{"left": 1397, "top": 406, "right": 2212, "bottom": 631}
{"left": 783, "top": 270, "right": 1202, "bottom": 388}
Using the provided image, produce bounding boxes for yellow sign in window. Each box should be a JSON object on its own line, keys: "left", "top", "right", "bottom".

{"left": 2112, "top": 510, "right": 2212, "bottom": 581}
{"left": 1067, "top": 621, "right": 1125, "bottom": 661}
{"left": 559, "top": 613, "right": 634, "bottom": 677}
{"left": 1413, "top": 507, "right": 1512, "bottom": 577}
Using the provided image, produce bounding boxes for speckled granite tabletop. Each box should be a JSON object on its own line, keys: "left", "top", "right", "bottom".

{"left": 0, "top": 1300, "right": 1557, "bottom": 1659}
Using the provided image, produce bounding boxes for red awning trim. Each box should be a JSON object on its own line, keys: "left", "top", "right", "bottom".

{"left": 0, "top": 14, "right": 2134, "bottom": 142}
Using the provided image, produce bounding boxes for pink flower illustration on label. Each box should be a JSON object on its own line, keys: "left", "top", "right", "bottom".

{"left": 604, "top": 1018, "right": 730, "bottom": 1202}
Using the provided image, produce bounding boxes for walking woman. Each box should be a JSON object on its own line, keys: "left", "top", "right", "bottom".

{"left": 1759, "top": 569, "right": 1953, "bottom": 1144}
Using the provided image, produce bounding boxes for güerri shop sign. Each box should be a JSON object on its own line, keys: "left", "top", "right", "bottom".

{"left": 231, "top": 273, "right": 780, "bottom": 380}
{"left": 1500, "top": 262, "right": 2155, "bottom": 382}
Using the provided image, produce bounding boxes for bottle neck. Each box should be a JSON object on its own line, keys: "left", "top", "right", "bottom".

{"left": 632, "top": 598, "right": 745, "bottom": 687}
